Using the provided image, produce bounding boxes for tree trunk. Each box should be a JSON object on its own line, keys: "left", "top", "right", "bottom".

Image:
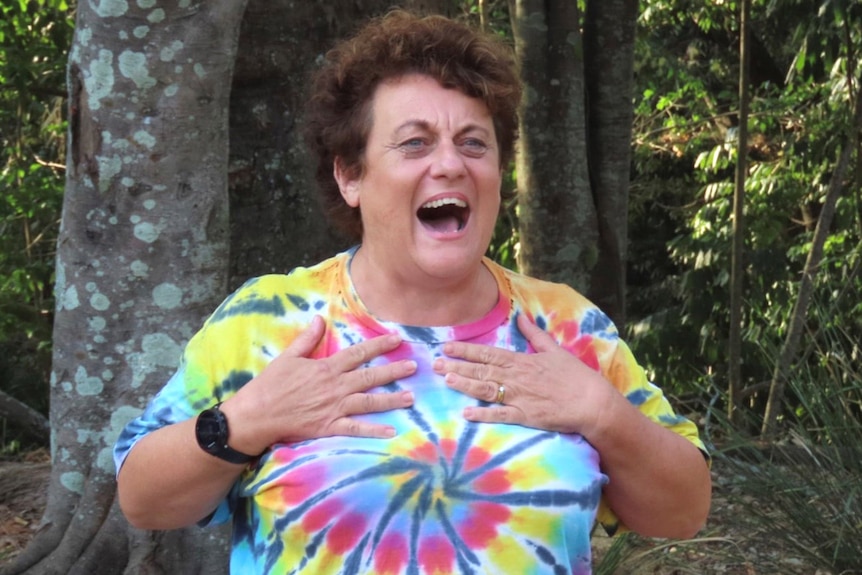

{"left": 5, "top": 2, "right": 458, "bottom": 574}
{"left": 509, "top": 0, "right": 638, "bottom": 327}
{"left": 583, "top": 0, "right": 638, "bottom": 327}
{"left": 761, "top": 79, "right": 862, "bottom": 437}
{"left": 728, "top": 0, "right": 751, "bottom": 425}
{"left": 228, "top": 0, "right": 455, "bottom": 288}
{"left": 2, "top": 1, "right": 247, "bottom": 573}
{"left": 509, "top": 0, "right": 596, "bottom": 293}
{"left": 228, "top": 2, "right": 348, "bottom": 288}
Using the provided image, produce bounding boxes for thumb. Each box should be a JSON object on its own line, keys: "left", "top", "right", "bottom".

{"left": 283, "top": 315, "right": 326, "bottom": 358}
{"left": 517, "top": 313, "right": 560, "bottom": 353}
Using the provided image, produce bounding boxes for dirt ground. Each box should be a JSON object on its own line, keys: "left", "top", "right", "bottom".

{"left": 0, "top": 453, "right": 828, "bottom": 574}
{"left": 0, "top": 449, "right": 50, "bottom": 568}
{"left": 591, "top": 465, "right": 832, "bottom": 575}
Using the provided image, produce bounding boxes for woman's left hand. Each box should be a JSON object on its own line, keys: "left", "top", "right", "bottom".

{"left": 433, "top": 314, "right": 615, "bottom": 436}
{"left": 436, "top": 314, "right": 712, "bottom": 539}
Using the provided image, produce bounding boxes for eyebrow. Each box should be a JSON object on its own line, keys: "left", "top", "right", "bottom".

{"left": 392, "top": 119, "right": 492, "bottom": 139}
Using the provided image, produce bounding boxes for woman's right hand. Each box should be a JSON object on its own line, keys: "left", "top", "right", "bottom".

{"left": 220, "top": 315, "right": 416, "bottom": 456}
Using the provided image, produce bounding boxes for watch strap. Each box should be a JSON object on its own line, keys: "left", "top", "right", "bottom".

{"left": 196, "top": 403, "right": 257, "bottom": 464}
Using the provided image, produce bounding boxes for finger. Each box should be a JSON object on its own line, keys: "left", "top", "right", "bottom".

{"left": 462, "top": 405, "right": 521, "bottom": 425}
{"left": 345, "top": 389, "right": 414, "bottom": 416}
{"left": 329, "top": 418, "right": 399, "bottom": 439}
{"left": 441, "top": 339, "right": 510, "bottom": 367}
{"left": 436, "top": 358, "right": 501, "bottom": 388}
{"left": 330, "top": 333, "right": 403, "bottom": 372}
{"left": 516, "top": 313, "right": 560, "bottom": 353}
{"left": 350, "top": 359, "right": 417, "bottom": 393}
{"left": 282, "top": 315, "right": 326, "bottom": 358}
{"left": 443, "top": 371, "right": 500, "bottom": 403}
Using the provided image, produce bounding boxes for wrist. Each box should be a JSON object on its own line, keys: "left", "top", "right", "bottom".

{"left": 195, "top": 403, "right": 261, "bottom": 464}
{"left": 578, "top": 381, "right": 626, "bottom": 443}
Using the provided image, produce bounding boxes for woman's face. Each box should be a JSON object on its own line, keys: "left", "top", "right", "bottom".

{"left": 336, "top": 74, "right": 502, "bottom": 288}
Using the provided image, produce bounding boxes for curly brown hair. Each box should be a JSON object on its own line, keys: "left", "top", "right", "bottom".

{"left": 303, "top": 9, "right": 522, "bottom": 241}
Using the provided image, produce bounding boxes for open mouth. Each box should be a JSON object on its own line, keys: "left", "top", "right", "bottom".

{"left": 417, "top": 198, "right": 469, "bottom": 234}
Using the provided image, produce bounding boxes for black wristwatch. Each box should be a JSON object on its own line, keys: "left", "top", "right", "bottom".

{"left": 195, "top": 403, "right": 257, "bottom": 464}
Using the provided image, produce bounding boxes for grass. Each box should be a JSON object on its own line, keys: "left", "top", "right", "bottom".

{"left": 591, "top": 318, "right": 862, "bottom": 574}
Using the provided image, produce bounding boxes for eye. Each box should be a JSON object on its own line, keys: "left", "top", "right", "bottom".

{"left": 460, "top": 137, "right": 489, "bottom": 157}
{"left": 399, "top": 137, "right": 429, "bottom": 154}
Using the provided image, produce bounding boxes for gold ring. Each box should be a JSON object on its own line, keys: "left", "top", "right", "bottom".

{"left": 495, "top": 384, "right": 506, "bottom": 404}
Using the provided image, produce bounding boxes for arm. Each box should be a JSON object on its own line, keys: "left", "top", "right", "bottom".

{"left": 434, "top": 313, "right": 711, "bottom": 539}
{"left": 579, "top": 379, "right": 711, "bottom": 538}
{"left": 117, "top": 416, "right": 243, "bottom": 530}
{"left": 116, "top": 316, "right": 417, "bottom": 530}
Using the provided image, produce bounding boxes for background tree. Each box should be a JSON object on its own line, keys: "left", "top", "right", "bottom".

{"left": 510, "top": 0, "right": 594, "bottom": 295}
{"left": 5, "top": 0, "right": 247, "bottom": 573}
{"left": 227, "top": 0, "right": 455, "bottom": 288}
{"left": 583, "top": 0, "right": 640, "bottom": 326}
{"left": 3, "top": 0, "right": 862, "bottom": 572}
{"left": 627, "top": 0, "right": 862, "bottom": 411}
{"left": 510, "top": 0, "right": 639, "bottom": 327}
{"left": 3, "top": 1, "right": 453, "bottom": 574}
{"left": 0, "top": 0, "right": 70, "bottom": 449}
{"left": 728, "top": 0, "right": 751, "bottom": 424}
{"left": 762, "top": 80, "right": 862, "bottom": 436}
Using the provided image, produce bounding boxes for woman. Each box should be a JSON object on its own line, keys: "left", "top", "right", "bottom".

{"left": 115, "top": 10, "right": 711, "bottom": 574}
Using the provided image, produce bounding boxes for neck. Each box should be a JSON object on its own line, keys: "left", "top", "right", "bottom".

{"left": 348, "top": 248, "right": 498, "bottom": 326}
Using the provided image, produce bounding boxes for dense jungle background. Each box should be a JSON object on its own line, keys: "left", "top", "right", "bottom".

{"left": 1, "top": 0, "right": 861, "bottom": 573}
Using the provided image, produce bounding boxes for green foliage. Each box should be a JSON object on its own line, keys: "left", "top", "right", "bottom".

{"left": 459, "top": 0, "right": 513, "bottom": 37}
{"left": 0, "top": 0, "right": 73, "bottom": 446}
{"left": 714, "top": 317, "right": 862, "bottom": 572}
{"left": 486, "top": 166, "right": 520, "bottom": 270}
{"left": 627, "top": 0, "right": 862, "bottom": 414}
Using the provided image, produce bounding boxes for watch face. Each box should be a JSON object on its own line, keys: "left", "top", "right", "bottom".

{"left": 196, "top": 409, "right": 225, "bottom": 453}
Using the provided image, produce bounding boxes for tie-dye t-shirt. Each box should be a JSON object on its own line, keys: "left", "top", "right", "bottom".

{"left": 114, "top": 249, "right": 705, "bottom": 575}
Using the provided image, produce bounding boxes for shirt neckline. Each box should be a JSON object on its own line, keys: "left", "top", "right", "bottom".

{"left": 337, "top": 247, "right": 512, "bottom": 344}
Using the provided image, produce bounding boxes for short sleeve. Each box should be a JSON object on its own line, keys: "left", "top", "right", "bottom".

{"left": 112, "top": 276, "right": 294, "bottom": 526}
{"left": 595, "top": 336, "right": 708, "bottom": 535}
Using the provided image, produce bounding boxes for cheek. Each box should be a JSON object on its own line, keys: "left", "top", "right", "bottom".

{"left": 478, "top": 178, "right": 502, "bottom": 231}
{"left": 360, "top": 192, "right": 408, "bottom": 227}
{"left": 480, "top": 173, "right": 502, "bottom": 208}
{"left": 477, "top": 167, "right": 502, "bottom": 192}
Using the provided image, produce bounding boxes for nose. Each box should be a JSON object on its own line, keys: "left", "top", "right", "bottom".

{"left": 429, "top": 140, "right": 466, "bottom": 179}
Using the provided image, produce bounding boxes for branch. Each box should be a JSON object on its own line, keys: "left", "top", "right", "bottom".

{"left": 0, "top": 389, "right": 49, "bottom": 445}
{"left": 761, "top": 76, "right": 862, "bottom": 437}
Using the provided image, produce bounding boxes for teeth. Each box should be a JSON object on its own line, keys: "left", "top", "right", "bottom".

{"left": 421, "top": 198, "right": 467, "bottom": 209}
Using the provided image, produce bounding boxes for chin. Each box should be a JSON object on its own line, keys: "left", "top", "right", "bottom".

{"left": 415, "top": 246, "right": 485, "bottom": 278}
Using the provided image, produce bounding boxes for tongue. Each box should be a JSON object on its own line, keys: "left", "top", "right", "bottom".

{"left": 422, "top": 214, "right": 461, "bottom": 234}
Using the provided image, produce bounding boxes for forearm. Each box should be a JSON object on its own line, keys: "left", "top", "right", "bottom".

{"left": 588, "top": 392, "right": 711, "bottom": 539}
{"left": 116, "top": 418, "right": 247, "bottom": 530}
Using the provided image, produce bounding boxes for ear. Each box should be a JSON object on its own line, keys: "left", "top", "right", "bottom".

{"left": 334, "top": 158, "right": 361, "bottom": 208}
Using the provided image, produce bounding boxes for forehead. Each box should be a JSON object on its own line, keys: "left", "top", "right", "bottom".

{"left": 368, "top": 74, "right": 493, "bottom": 132}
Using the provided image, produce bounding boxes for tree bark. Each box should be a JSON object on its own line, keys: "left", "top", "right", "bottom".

{"left": 728, "top": 0, "right": 751, "bottom": 425}
{"left": 227, "top": 2, "right": 349, "bottom": 288}
{"left": 509, "top": 0, "right": 638, "bottom": 327}
{"left": 227, "top": 0, "right": 456, "bottom": 288}
{"left": 5, "top": 2, "right": 458, "bottom": 574}
{"left": 2, "top": 1, "right": 247, "bottom": 573}
{"left": 583, "top": 0, "right": 638, "bottom": 327}
{"left": 509, "top": 0, "right": 596, "bottom": 292}
{"left": 761, "top": 78, "right": 862, "bottom": 437}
